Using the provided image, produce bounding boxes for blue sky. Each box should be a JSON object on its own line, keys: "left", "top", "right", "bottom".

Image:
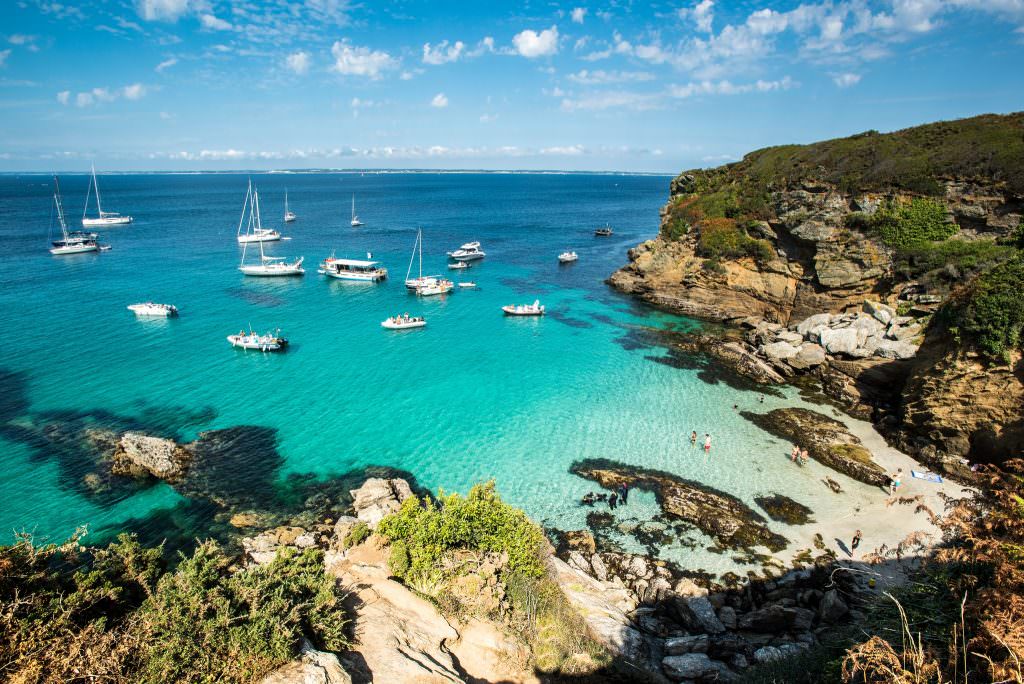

{"left": 1, "top": 0, "right": 1023, "bottom": 172}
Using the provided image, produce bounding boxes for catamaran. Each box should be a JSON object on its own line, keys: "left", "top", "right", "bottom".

{"left": 319, "top": 255, "right": 387, "bottom": 281}
{"left": 350, "top": 195, "right": 363, "bottom": 227}
{"left": 50, "top": 176, "right": 100, "bottom": 255}
{"left": 404, "top": 228, "right": 452, "bottom": 295}
{"left": 82, "top": 164, "right": 132, "bottom": 227}
{"left": 447, "top": 241, "right": 486, "bottom": 261}
{"left": 238, "top": 182, "right": 304, "bottom": 276}
{"left": 284, "top": 190, "right": 296, "bottom": 223}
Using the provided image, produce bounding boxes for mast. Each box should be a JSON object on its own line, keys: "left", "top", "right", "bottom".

{"left": 54, "top": 176, "right": 68, "bottom": 239}
{"left": 239, "top": 180, "right": 252, "bottom": 266}
{"left": 92, "top": 163, "right": 103, "bottom": 216}
{"left": 419, "top": 228, "right": 423, "bottom": 279}
{"left": 237, "top": 179, "right": 252, "bottom": 237}
{"left": 405, "top": 229, "right": 420, "bottom": 282}
{"left": 254, "top": 187, "right": 266, "bottom": 263}
{"left": 285, "top": 189, "right": 289, "bottom": 214}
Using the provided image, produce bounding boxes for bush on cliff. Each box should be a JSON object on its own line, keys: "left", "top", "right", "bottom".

{"left": 848, "top": 197, "right": 957, "bottom": 249}
{"left": 697, "top": 218, "right": 775, "bottom": 264}
{"left": 0, "top": 533, "right": 348, "bottom": 683}
{"left": 893, "top": 238, "right": 1016, "bottom": 289}
{"left": 943, "top": 254, "right": 1024, "bottom": 358}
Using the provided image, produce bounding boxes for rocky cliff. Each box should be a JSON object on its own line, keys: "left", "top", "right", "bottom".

{"left": 610, "top": 112, "right": 1024, "bottom": 469}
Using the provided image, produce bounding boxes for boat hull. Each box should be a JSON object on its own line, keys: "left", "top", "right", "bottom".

{"left": 50, "top": 243, "right": 99, "bottom": 255}
{"left": 227, "top": 335, "right": 287, "bottom": 351}
{"left": 83, "top": 216, "right": 132, "bottom": 227}
{"left": 450, "top": 252, "right": 485, "bottom": 262}
{"left": 128, "top": 304, "right": 177, "bottom": 317}
{"left": 239, "top": 265, "right": 305, "bottom": 276}
{"left": 502, "top": 306, "right": 545, "bottom": 316}
{"left": 238, "top": 233, "right": 281, "bottom": 244}
{"left": 381, "top": 320, "right": 426, "bottom": 330}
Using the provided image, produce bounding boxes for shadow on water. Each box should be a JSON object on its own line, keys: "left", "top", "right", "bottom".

{"left": 547, "top": 307, "right": 593, "bottom": 329}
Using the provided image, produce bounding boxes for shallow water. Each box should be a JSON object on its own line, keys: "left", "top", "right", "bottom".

{"left": 0, "top": 172, "right": 884, "bottom": 575}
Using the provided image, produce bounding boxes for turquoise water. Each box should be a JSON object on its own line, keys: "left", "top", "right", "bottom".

{"left": 0, "top": 172, "right": 867, "bottom": 574}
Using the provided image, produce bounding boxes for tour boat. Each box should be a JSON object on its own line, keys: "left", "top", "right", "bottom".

{"left": 49, "top": 177, "right": 100, "bottom": 255}
{"left": 404, "top": 228, "right": 449, "bottom": 292}
{"left": 381, "top": 314, "right": 426, "bottom": 330}
{"left": 448, "top": 261, "right": 469, "bottom": 270}
{"left": 227, "top": 328, "right": 288, "bottom": 351}
{"left": 82, "top": 163, "right": 133, "bottom": 227}
{"left": 558, "top": 251, "right": 578, "bottom": 263}
{"left": 350, "top": 195, "right": 363, "bottom": 227}
{"left": 319, "top": 256, "right": 387, "bottom": 282}
{"left": 127, "top": 302, "right": 178, "bottom": 317}
{"left": 238, "top": 181, "right": 304, "bottom": 276}
{"left": 447, "top": 241, "right": 486, "bottom": 261}
{"left": 502, "top": 300, "right": 545, "bottom": 316}
{"left": 594, "top": 225, "right": 613, "bottom": 236}
{"left": 457, "top": 282, "right": 476, "bottom": 289}
{"left": 283, "top": 190, "right": 296, "bottom": 223}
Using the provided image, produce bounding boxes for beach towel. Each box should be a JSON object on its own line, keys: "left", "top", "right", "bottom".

{"left": 912, "top": 470, "right": 943, "bottom": 484}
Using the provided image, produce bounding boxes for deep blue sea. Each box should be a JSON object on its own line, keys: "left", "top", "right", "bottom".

{"left": 0, "top": 172, "right": 874, "bottom": 573}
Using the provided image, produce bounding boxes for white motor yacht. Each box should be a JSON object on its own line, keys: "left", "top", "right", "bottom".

{"left": 447, "top": 241, "right": 486, "bottom": 261}
{"left": 558, "top": 251, "right": 578, "bottom": 263}
{"left": 502, "top": 300, "right": 545, "bottom": 316}
{"left": 128, "top": 302, "right": 178, "bottom": 317}
{"left": 417, "top": 279, "right": 454, "bottom": 296}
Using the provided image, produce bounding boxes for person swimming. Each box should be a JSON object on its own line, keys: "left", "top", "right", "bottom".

{"left": 703, "top": 434, "right": 712, "bottom": 452}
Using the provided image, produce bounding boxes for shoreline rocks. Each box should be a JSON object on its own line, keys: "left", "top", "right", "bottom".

{"left": 110, "top": 432, "right": 192, "bottom": 481}
{"left": 350, "top": 477, "right": 414, "bottom": 529}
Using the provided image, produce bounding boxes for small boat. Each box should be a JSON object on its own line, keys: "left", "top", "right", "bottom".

{"left": 502, "top": 300, "right": 545, "bottom": 316}
{"left": 82, "top": 163, "right": 133, "bottom": 227}
{"left": 381, "top": 314, "right": 426, "bottom": 330}
{"left": 447, "top": 241, "right": 486, "bottom": 261}
{"left": 238, "top": 181, "right": 304, "bottom": 276}
{"left": 319, "top": 255, "right": 387, "bottom": 281}
{"left": 457, "top": 282, "right": 476, "bottom": 289}
{"left": 594, "top": 225, "right": 613, "bottom": 237}
{"left": 448, "top": 261, "right": 469, "bottom": 270}
{"left": 227, "top": 328, "right": 288, "bottom": 351}
{"left": 350, "top": 194, "right": 363, "bottom": 227}
{"left": 417, "top": 279, "right": 454, "bottom": 296}
{"left": 558, "top": 251, "right": 578, "bottom": 263}
{"left": 128, "top": 302, "right": 178, "bottom": 317}
{"left": 49, "top": 177, "right": 101, "bottom": 255}
{"left": 284, "top": 189, "right": 296, "bottom": 223}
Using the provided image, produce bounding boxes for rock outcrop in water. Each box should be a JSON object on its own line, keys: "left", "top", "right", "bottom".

{"left": 570, "top": 458, "right": 789, "bottom": 552}
{"left": 111, "top": 431, "right": 192, "bottom": 480}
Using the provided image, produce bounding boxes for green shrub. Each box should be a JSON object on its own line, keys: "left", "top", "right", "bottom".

{"left": 376, "top": 481, "right": 548, "bottom": 581}
{"left": 343, "top": 521, "right": 370, "bottom": 548}
{"left": 388, "top": 539, "right": 411, "bottom": 577}
{"left": 697, "top": 218, "right": 775, "bottom": 263}
{"left": 868, "top": 198, "right": 957, "bottom": 248}
{"left": 893, "top": 237, "right": 1016, "bottom": 289}
{"left": 943, "top": 254, "right": 1024, "bottom": 358}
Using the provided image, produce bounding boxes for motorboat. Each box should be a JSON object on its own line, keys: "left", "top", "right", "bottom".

{"left": 238, "top": 181, "right": 304, "bottom": 276}
{"left": 284, "top": 190, "right": 296, "bottom": 223}
{"left": 227, "top": 328, "right": 288, "bottom": 351}
{"left": 594, "top": 225, "right": 613, "bottom": 237}
{"left": 457, "top": 282, "right": 476, "bottom": 289}
{"left": 558, "top": 251, "right": 578, "bottom": 263}
{"left": 49, "top": 177, "right": 101, "bottom": 255}
{"left": 447, "top": 241, "right": 486, "bottom": 261}
{"left": 448, "top": 261, "right": 469, "bottom": 270}
{"left": 381, "top": 314, "right": 426, "bottom": 330}
{"left": 503, "top": 300, "right": 545, "bottom": 316}
{"left": 82, "top": 163, "right": 133, "bottom": 227}
{"left": 417, "top": 279, "right": 454, "bottom": 296}
{"left": 350, "top": 194, "right": 363, "bottom": 227}
{"left": 319, "top": 256, "right": 387, "bottom": 281}
{"left": 128, "top": 302, "right": 178, "bottom": 317}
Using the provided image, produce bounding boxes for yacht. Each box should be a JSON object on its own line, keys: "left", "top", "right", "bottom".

{"left": 502, "top": 300, "right": 545, "bottom": 316}
{"left": 127, "top": 302, "right": 178, "bottom": 317}
{"left": 227, "top": 328, "right": 288, "bottom": 352}
{"left": 49, "top": 177, "right": 100, "bottom": 255}
{"left": 594, "top": 225, "right": 613, "bottom": 237}
{"left": 558, "top": 251, "right": 578, "bottom": 263}
{"left": 82, "top": 164, "right": 133, "bottom": 227}
{"left": 447, "top": 241, "right": 486, "bottom": 261}
{"left": 381, "top": 314, "right": 426, "bottom": 330}
{"left": 238, "top": 181, "right": 304, "bottom": 276}
{"left": 350, "top": 195, "right": 363, "bottom": 227}
{"left": 319, "top": 256, "right": 387, "bottom": 282}
{"left": 404, "top": 228, "right": 445, "bottom": 291}
{"left": 416, "top": 279, "right": 454, "bottom": 296}
{"left": 284, "top": 190, "right": 296, "bottom": 223}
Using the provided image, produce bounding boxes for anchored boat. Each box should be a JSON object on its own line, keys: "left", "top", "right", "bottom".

{"left": 594, "top": 225, "right": 613, "bottom": 237}
{"left": 381, "top": 314, "right": 426, "bottom": 330}
{"left": 284, "top": 189, "right": 296, "bottom": 223}
{"left": 558, "top": 251, "right": 578, "bottom": 263}
{"left": 49, "top": 177, "right": 101, "bottom": 255}
{"left": 350, "top": 194, "right": 363, "bottom": 227}
{"left": 238, "top": 181, "right": 304, "bottom": 276}
{"left": 227, "top": 328, "right": 288, "bottom": 351}
{"left": 128, "top": 302, "right": 178, "bottom": 317}
{"left": 447, "top": 241, "right": 486, "bottom": 261}
{"left": 82, "top": 163, "right": 133, "bottom": 227}
{"left": 319, "top": 256, "right": 387, "bottom": 282}
{"left": 502, "top": 300, "right": 545, "bottom": 316}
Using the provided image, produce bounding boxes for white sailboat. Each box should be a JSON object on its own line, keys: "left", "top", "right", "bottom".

{"left": 350, "top": 194, "right": 363, "bottom": 227}
{"left": 284, "top": 189, "right": 296, "bottom": 223}
{"left": 82, "top": 163, "right": 132, "bottom": 227}
{"left": 403, "top": 228, "right": 452, "bottom": 295}
{"left": 50, "top": 176, "right": 100, "bottom": 255}
{"left": 238, "top": 182, "right": 304, "bottom": 277}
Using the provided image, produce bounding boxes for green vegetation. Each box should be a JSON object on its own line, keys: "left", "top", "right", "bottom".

{"left": 0, "top": 533, "right": 348, "bottom": 683}
{"left": 943, "top": 254, "right": 1024, "bottom": 358}
{"left": 848, "top": 198, "right": 957, "bottom": 249}
{"left": 893, "top": 238, "right": 1016, "bottom": 290}
{"left": 696, "top": 218, "right": 775, "bottom": 263}
{"left": 343, "top": 521, "right": 370, "bottom": 548}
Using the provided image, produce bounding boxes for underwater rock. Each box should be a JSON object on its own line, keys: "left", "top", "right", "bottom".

{"left": 754, "top": 495, "right": 815, "bottom": 526}
{"left": 570, "top": 458, "right": 788, "bottom": 552}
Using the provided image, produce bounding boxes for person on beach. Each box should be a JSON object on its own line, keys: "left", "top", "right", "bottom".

{"left": 690, "top": 430, "right": 697, "bottom": 445}
{"left": 609, "top": 492, "right": 618, "bottom": 510}
{"left": 618, "top": 484, "right": 629, "bottom": 505}
{"left": 800, "top": 448, "right": 809, "bottom": 465}
{"left": 851, "top": 530, "right": 862, "bottom": 552}
{"left": 703, "top": 434, "right": 712, "bottom": 452}
{"left": 889, "top": 468, "right": 903, "bottom": 495}
{"left": 791, "top": 445, "right": 800, "bottom": 462}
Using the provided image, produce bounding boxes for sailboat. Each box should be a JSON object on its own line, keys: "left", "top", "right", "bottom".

{"left": 50, "top": 176, "right": 100, "bottom": 255}
{"left": 82, "top": 163, "right": 132, "bottom": 227}
{"left": 238, "top": 181, "right": 304, "bottom": 277}
{"left": 350, "top": 194, "right": 363, "bottom": 227}
{"left": 403, "top": 228, "right": 452, "bottom": 295}
{"left": 284, "top": 190, "right": 296, "bottom": 223}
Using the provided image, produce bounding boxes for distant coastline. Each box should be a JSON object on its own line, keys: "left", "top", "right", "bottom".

{"left": 0, "top": 168, "right": 676, "bottom": 176}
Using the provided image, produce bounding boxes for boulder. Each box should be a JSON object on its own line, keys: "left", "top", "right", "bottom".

{"left": 665, "top": 634, "right": 709, "bottom": 655}
{"left": 111, "top": 432, "right": 191, "bottom": 481}
{"left": 717, "top": 605, "right": 738, "bottom": 630}
{"left": 753, "top": 646, "right": 784, "bottom": 664}
{"left": 887, "top": 323, "right": 922, "bottom": 342}
{"left": 819, "top": 328, "right": 860, "bottom": 355}
{"left": 788, "top": 343, "right": 827, "bottom": 370}
{"left": 350, "top": 478, "right": 413, "bottom": 529}
{"left": 819, "top": 590, "right": 849, "bottom": 623}
{"left": 675, "top": 595, "right": 727, "bottom": 635}
{"left": 763, "top": 341, "right": 800, "bottom": 362}
{"left": 796, "top": 313, "right": 832, "bottom": 338}
{"left": 590, "top": 553, "right": 609, "bottom": 582}
{"left": 775, "top": 330, "right": 804, "bottom": 345}
{"left": 331, "top": 516, "right": 360, "bottom": 550}
{"left": 260, "top": 642, "right": 352, "bottom": 684}
{"left": 864, "top": 301, "right": 895, "bottom": 325}
{"left": 662, "top": 653, "right": 727, "bottom": 682}
{"left": 873, "top": 339, "right": 918, "bottom": 360}
{"left": 851, "top": 315, "right": 885, "bottom": 338}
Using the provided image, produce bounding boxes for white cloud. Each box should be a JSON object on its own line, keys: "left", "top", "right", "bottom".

{"left": 681, "top": 0, "right": 715, "bottom": 32}
{"left": 466, "top": 36, "right": 495, "bottom": 57}
{"left": 76, "top": 92, "right": 94, "bottom": 107}
{"left": 668, "top": 76, "right": 795, "bottom": 98}
{"left": 159, "top": 111, "right": 173, "bottom": 119}
{"left": 155, "top": 57, "right": 178, "bottom": 72}
{"left": 512, "top": 25, "right": 559, "bottom": 58}
{"left": 581, "top": 47, "right": 612, "bottom": 61}
{"left": 567, "top": 69, "right": 656, "bottom": 84}
{"left": 330, "top": 40, "right": 397, "bottom": 78}
{"left": 0, "top": 49, "right": 9, "bottom": 67}
{"left": 431, "top": 92, "right": 448, "bottom": 108}
{"left": 479, "top": 113, "right": 498, "bottom": 123}
{"left": 571, "top": 7, "right": 587, "bottom": 24}
{"left": 560, "top": 90, "right": 661, "bottom": 112}
{"left": 199, "top": 13, "right": 233, "bottom": 31}
{"left": 286, "top": 50, "right": 310, "bottom": 74}
{"left": 423, "top": 40, "right": 465, "bottom": 64}
{"left": 122, "top": 83, "right": 147, "bottom": 99}
{"left": 833, "top": 72, "right": 861, "bottom": 87}
{"left": 541, "top": 145, "right": 585, "bottom": 155}
{"left": 56, "top": 90, "right": 69, "bottom": 105}
{"left": 136, "top": 0, "right": 190, "bottom": 21}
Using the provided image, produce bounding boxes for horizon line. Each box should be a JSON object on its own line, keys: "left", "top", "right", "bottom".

{"left": 0, "top": 168, "right": 678, "bottom": 176}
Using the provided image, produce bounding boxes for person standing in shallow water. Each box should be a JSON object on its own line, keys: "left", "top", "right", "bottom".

{"left": 704, "top": 434, "right": 712, "bottom": 452}
{"left": 690, "top": 430, "right": 697, "bottom": 445}
{"left": 608, "top": 492, "right": 618, "bottom": 510}
{"left": 851, "top": 529, "right": 862, "bottom": 554}
{"left": 618, "top": 483, "right": 629, "bottom": 505}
